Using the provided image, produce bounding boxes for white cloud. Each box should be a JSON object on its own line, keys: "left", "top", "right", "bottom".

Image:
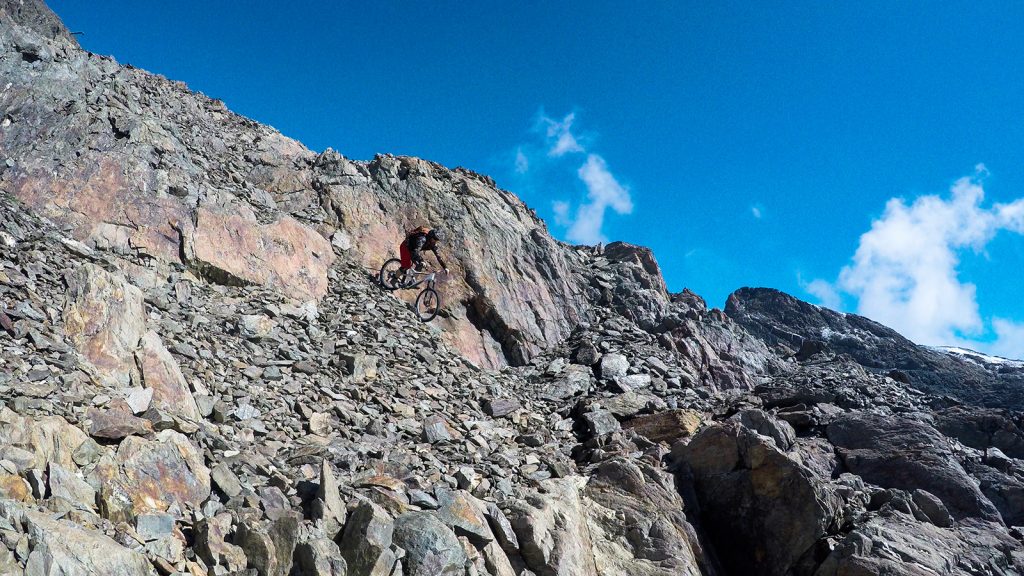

{"left": 514, "top": 148, "right": 529, "bottom": 173}
{"left": 990, "top": 319, "right": 1024, "bottom": 359}
{"left": 542, "top": 112, "right": 584, "bottom": 157}
{"left": 551, "top": 200, "right": 571, "bottom": 226}
{"left": 566, "top": 154, "right": 633, "bottom": 244}
{"left": 804, "top": 278, "right": 841, "bottom": 310}
{"left": 518, "top": 111, "right": 634, "bottom": 245}
{"left": 808, "top": 169, "right": 1024, "bottom": 358}
{"left": 751, "top": 205, "right": 763, "bottom": 219}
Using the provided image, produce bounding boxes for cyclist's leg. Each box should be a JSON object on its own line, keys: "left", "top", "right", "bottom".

{"left": 399, "top": 241, "right": 412, "bottom": 271}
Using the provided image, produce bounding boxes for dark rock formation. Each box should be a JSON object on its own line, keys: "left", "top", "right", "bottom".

{"left": 726, "top": 287, "right": 1024, "bottom": 409}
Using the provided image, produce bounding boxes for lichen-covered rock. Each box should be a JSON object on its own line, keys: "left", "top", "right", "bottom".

{"left": 97, "top": 430, "right": 210, "bottom": 521}
{"left": 63, "top": 264, "right": 146, "bottom": 387}
{"left": 87, "top": 407, "right": 153, "bottom": 440}
{"left": 393, "top": 511, "right": 467, "bottom": 575}
{"left": 623, "top": 409, "right": 702, "bottom": 444}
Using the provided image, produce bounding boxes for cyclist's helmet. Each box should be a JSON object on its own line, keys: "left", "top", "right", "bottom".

{"left": 428, "top": 228, "right": 446, "bottom": 242}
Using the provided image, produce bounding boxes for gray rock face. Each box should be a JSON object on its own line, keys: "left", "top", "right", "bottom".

{"left": 338, "top": 501, "right": 398, "bottom": 576}
{"left": 827, "top": 413, "right": 1001, "bottom": 522}
{"left": 680, "top": 422, "right": 842, "bottom": 576}
{"left": 1, "top": 0, "right": 76, "bottom": 43}
{"left": 7, "top": 503, "right": 156, "bottom": 576}
{"left": 583, "top": 459, "right": 708, "bottom": 576}
{"left": 599, "top": 353, "right": 630, "bottom": 380}
{"left": 731, "top": 409, "right": 796, "bottom": 450}
{"left": 296, "top": 538, "right": 348, "bottom": 576}
{"left": 935, "top": 406, "right": 1024, "bottom": 458}
{"left": 816, "top": 511, "right": 1021, "bottom": 576}
{"left": 507, "top": 478, "right": 599, "bottom": 576}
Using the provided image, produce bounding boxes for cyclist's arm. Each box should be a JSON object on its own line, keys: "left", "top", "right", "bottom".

{"left": 431, "top": 248, "right": 447, "bottom": 270}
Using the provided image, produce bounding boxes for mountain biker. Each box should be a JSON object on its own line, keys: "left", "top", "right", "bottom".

{"left": 400, "top": 226, "right": 448, "bottom": 275}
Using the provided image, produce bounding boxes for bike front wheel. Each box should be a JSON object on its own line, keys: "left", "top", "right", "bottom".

{"left": 415, "top": 288, "right": 441, "bottom": 322}
{"left": 379, "top": 258, "right": 405, "bottom": 290}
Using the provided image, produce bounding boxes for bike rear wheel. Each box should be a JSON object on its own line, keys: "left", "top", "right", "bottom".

{"left": 415, "top": 287, "right": 441, "bottom": 322}
{"left": 379, "top": 258, "right": 405, "bottom": 290}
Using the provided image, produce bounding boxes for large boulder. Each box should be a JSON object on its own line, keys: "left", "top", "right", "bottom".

{"left": 679, "top": 421, "right": 841, "bottom": 576}
{"left": 583, "top": 458, "right": 708, "bottom": 576}
{"left": 338, "top": 500, "right": 399, "bottom": 576}
{"left": 816, "top": 511, "right": 1024, "bottom": 575}
{"left": 97, "top": 430, "right": 210, "bottom": 522}
{"left": 296, "top": 538, "right": 348, "bottom": 576}
{"left": 935, "top": 406, "right": 1024, "bottom": 458}
{"left": 135, "top": 331, "right": 201, "bottom": 421}
{"left": 392, "top": 511, "right": 467, "bottom": 575}
{"left": 0, "top": 502, "right": 156, "bottom": 576}
{"left": 63, "top": 264, "right": 147, "bottom": 387}
{"left": 623, "top": 409, "right": 702, "bottom": 444}
{"left": 0, "top": 408, "right": 90, "bottom": 470}
{"left": 507, "top": 477, "right": 599, "bottom": 576}
{"left": 827, "top": 413, "right": 1001, "bottom": 522}
{"left": 196, "top": 512, "right": 248, "bottom": 573}
{"left": 970, "top": 462, "right": 1024, "bottom": 527}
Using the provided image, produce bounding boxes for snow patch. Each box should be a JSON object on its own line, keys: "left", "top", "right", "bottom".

{"left": 932, "top": 346, "right": 1024, "bottom": 367}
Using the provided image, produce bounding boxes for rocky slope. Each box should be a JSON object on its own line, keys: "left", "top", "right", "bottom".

{"left": 3, "top": 2, "right": 1024, "bottom": 575}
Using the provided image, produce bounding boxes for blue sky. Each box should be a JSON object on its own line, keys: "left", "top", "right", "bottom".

{"left": 49, "top": 1, "right": 1024, "bottom": 357}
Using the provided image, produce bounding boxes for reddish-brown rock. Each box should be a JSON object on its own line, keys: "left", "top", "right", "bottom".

{"left": 184, "top": 208, "right": 335, "bottom": 301}
{"left": 97, "top": 431, "right": 210, "bottom": 521}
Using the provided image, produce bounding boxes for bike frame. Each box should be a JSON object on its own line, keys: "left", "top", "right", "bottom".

{"left": 402, "top": 270, "right": 437, "bottom": 290}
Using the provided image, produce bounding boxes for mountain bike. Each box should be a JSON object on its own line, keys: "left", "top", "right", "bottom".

{"left": 378, "top": 259, "right": 443, "bottom": 322}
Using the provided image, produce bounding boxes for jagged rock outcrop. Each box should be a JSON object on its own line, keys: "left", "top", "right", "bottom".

{"left": 680, "top": 420, "right": 843, "bottom": 576}
{"left": 827, "top": 413, "right": 1002, "bottom": 522}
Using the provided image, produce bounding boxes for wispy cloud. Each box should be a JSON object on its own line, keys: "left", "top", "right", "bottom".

{"left": 542, "top": 112, "right": 584, "bottom": 157}
{"left": 750, "top": 203, "right": 766, "bottom": 219}
{"left": 514, "top": 148, "right": 529, "bottom": 174}
{"left": 551, "top": 200, "right": 571, "bottom": 226}
{"left": 515, "top": 111, "right": 634, "bottom": 245}
{"left": 804, "top": 278, "right": 841, "bottom": 310}
{"left": 806, "top": 167, "right": 1024, "bottom": 358}
{"left": 567, "top": 154, "right": 633, "bottom": 244}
